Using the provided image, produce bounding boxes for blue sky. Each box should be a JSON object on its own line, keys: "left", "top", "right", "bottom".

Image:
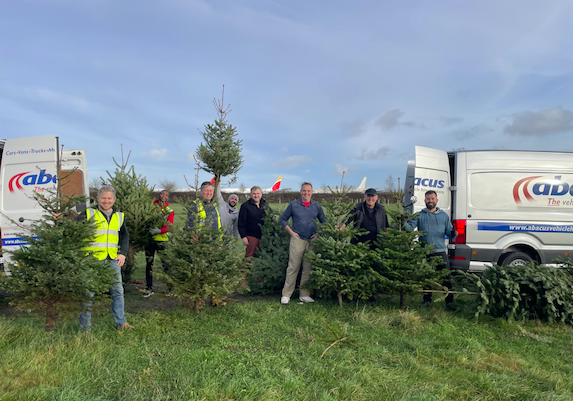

{"left": 2, "top": 0, "right": 573, "bottom": 191}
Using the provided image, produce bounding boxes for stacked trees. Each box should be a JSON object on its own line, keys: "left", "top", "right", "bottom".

{"left": 307, "top": 188, "right": 378, "bottom": 307}
{"left": 0, "top": 190, "right": 113, "bottom": 331}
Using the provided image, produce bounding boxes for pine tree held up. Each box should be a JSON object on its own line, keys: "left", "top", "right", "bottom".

{"left": 196, "top": 85, "right": 243, "bottom": 191}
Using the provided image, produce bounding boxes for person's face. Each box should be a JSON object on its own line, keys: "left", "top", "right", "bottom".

{"left": 251, "top": 189, "right": 262, "bottom": 203}
{"left": 201, "top": 185, "right": 214, "bottom": 202}
{"left": 98, "top": 191, "right": 116, "bottom": 212}
{"left": 229, "top": 197, "right": 238, "bottom": 207}
{"left": 300, "top": 184, "right": 313, "bottom": 202}
{"left": 425, "top": 193, "right": 438, "bottom": 210}
{"left": 364, "top": 194, "right": 378, "bottom": 208}
{"left": 159, "top": 191, "right": 169, "bottom": 202}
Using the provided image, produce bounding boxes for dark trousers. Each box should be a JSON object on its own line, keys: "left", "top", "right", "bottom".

{"left": 244, "top": 236, "right": 260, "bottom": 259}
{"left": 145, "top": 241, "right": 169, "bottom": 291}
{"left": 423, "top": 252, "right": 453, "bottom": 305}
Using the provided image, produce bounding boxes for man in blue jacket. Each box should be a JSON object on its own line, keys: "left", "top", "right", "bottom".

{"left": 405, "top": 190, "right": 456, "bottom": 308}
{"left": 280, "top": 182, "right": 326, "bottom": 304}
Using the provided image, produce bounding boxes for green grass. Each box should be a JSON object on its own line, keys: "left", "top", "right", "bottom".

{"left": 1, "top": 291, "right": 573, "bottom": 400}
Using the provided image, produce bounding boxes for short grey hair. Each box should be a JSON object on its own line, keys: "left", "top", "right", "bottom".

{"left": 98, "top": 185, "right": 116, "bottom": 198}
{"left": 301, "top": 182, "right": 313, "bottom": 189}
{"left": 250, "top": 186, "right": 262, "bottom": 193}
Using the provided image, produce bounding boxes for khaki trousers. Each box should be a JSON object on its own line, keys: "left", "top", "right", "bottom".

{"left": 282, "top": 236, "right": 313, "bottom": 298}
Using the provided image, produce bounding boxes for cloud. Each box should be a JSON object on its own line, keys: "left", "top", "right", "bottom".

{"left": 376, "top": 109, "right": 404, "bottom": 130}
{"left": 340, "top": 119, "right": 365, "bottom": 137}
{"left": 453, "top": 124, "right": 493, "bottom": 140}
{"left": 270, "top": 155, "right": 313, "bottom": 169}
{"left": 280, "top": 147, "right": 289, "bottom": 153}
{"left": 150, "top": 148, "right": 168, "bottom": 160}
{"left": 333, "top": 163, "right": 358, "bottom": 175}
{"left": 304, "top": 169, "right": 311, "bottom": 174}
{"left": 441, "top": 117, "right": 464, "bottom": 126}
{"left": 504, "top": 106, "right": 573, "bottom": 136}
{"left": 375, "top": 109, "right": 426, "bottom": 130}
{"left": 358, "top": 146, "right": 390, "bottom": 160}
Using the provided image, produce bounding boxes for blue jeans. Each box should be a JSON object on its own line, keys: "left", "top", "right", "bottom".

{"left": 79, "top": 258, "right": 127, "bottom": 330}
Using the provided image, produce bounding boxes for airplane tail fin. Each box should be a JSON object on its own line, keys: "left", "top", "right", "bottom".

{"left": 271, "top": 177, "right": 282, "bottom": 192}
{"left": 356, "top": 177, "right": 367, "bottom": 191}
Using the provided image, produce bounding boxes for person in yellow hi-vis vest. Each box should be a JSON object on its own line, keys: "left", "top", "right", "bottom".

{"left": 185, "top": 181, "right": 221, "bottom": 231}
{"left": 143, "top": 190, "right": 175, "bottom": 297}
{"left": 77, "top": 185, "right": 134, "bottom": 331}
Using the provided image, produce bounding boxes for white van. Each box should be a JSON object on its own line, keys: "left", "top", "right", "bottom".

{"left": 403, "top": 146, "right": 573, "bottom": 271}
{"left": 0, "top": 135, "right": 88, "bottom": 270}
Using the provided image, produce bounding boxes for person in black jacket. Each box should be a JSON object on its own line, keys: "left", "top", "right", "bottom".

{"left": 343, "top": 188, "right": 388, "bottom": 249}
{"left": 238, "top": 186, "right": 268, "bottom": 258}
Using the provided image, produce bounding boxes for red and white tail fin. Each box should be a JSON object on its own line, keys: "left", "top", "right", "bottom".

{"left": 271, "top": 177, "right": 282, "bottom": 192}
{"left": 210, "top": 177, "right": 216, "bottom": 185}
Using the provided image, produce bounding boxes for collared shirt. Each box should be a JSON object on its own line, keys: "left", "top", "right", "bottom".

{"left": 280, "top": 199, "right": 326, "bottom": 240}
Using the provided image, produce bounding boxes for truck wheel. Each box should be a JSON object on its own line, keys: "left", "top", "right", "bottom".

{"left": 501, "top": 252, "right": 533, "bottom": 267}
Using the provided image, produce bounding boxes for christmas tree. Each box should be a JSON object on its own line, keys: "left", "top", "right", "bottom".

{"left": 103, "top": 151, "right": 162, "bottom": 283}
{"left": 157, "top": 206, "right": 246, "bottom": 312}
{"left": 248, "top": 208, "right": 290, "bottom": 294}
{"left": 374, "top": 192, "right": 447, "bottom": 308}
{"left": 306, "top": 188, "right": 378, "bottom": 307}
{"left": 0, "top": 190, "right": 113, "bottom": 331}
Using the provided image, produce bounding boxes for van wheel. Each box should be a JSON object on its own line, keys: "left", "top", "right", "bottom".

{"left": 501, "top": 252, "right": 533, "bottom": 267}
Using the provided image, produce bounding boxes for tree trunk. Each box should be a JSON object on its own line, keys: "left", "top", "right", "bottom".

{"left": 399, "top": 293, "right": 405, "bottom": 309}
{"left": 338, "top": 293, "right": 343, "bottom": 308}
{"left": 122, "top": 244, "right": 137, "bottom": 284}
{"left": 45, "top": 304, "right": 57, "bottom": 332}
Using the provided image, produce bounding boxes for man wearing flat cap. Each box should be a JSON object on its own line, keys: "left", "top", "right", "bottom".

{"left": 344, "top": 188, "right": 388, "bottom": 249}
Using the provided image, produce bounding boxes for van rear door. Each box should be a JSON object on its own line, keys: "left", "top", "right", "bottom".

{"left": 410, "top": 146, "right": 451, "bottom": 217}
{"left": 0, "top": 136, "right": 59, "bottom": 268}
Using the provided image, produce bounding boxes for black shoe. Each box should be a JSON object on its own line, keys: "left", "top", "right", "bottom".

{"left": 420, "top": 301, "right": 432, "bottom": 308}
{"left": 445, "top": 303, "right": 458, "bottom": 312}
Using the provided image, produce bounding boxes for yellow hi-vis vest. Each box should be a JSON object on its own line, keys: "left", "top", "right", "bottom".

{"left": 84, "top": 208, "right": 124, "bottom": 260}
{"left": 196, "top": 200, "right": 221, "bottom": 229}
{"left": 152, "top": 205, "right": 173, "bottom": 242}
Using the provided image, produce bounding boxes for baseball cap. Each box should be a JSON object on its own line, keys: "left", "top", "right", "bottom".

{"left": 365, "top": 188, "right": 377, "bottom": 196}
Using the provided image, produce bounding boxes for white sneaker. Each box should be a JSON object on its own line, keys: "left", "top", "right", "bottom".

{"left": 280, "top": 296, "right": 290, "bottom": 304}
{"left": 299, "top": 296, "right": 314, "bottom": 303}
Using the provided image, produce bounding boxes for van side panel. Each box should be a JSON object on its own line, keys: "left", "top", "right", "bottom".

{"left": 454, "top": 151, "right": 573, "bottom": 270}
{"left": 0, "top": 136, "right": 59, "bottom": 267}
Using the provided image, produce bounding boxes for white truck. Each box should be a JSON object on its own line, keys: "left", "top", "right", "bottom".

{"left": 0, "top": 135, "right": 88, "bottom": 270}
{"left": 403, "top": 146, "right": 573, "bottom": 271}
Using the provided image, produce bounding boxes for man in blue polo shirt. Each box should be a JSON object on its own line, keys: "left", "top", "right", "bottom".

{"left": 279, "top": 182, "right": 326, "bottom": 304}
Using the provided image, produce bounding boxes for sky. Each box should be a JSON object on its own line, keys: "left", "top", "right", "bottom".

{"left": 2, "top": 0, "right": 573, "bottom": 192}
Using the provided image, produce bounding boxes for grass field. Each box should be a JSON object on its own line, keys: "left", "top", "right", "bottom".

{"left": 2, "top": 292, "right": 573, "bottom": 400}
{"left": 2, "top": 200, "right": 573, "bottom": 400}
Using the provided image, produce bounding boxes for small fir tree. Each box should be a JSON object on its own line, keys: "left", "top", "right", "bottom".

{"left": 0, "top": 190, "right": 113, "bottom": 331}
{"left": 248, "top": 208, "right": 290, "bottom": 294}
{"left": 374, "top": 192, "right": 447, "bottom": 308}
{"left": 157, "top": 205, "right": 246, "bottom": 312}
{"left": 103, "top": 151, "right": 162, "bottom": 283}
{"left": 196, "top": 86, "right": 243, "bottom": 190}
{"left": 307, "top": 188, "right": 378, "bottom": 307}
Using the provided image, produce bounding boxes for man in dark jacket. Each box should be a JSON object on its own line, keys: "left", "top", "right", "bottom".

{"left": 346, "top": 188, "right": 388, "bottom": 249}
{"left": 238, "top": 186, "right": 268, "bottom": 258}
